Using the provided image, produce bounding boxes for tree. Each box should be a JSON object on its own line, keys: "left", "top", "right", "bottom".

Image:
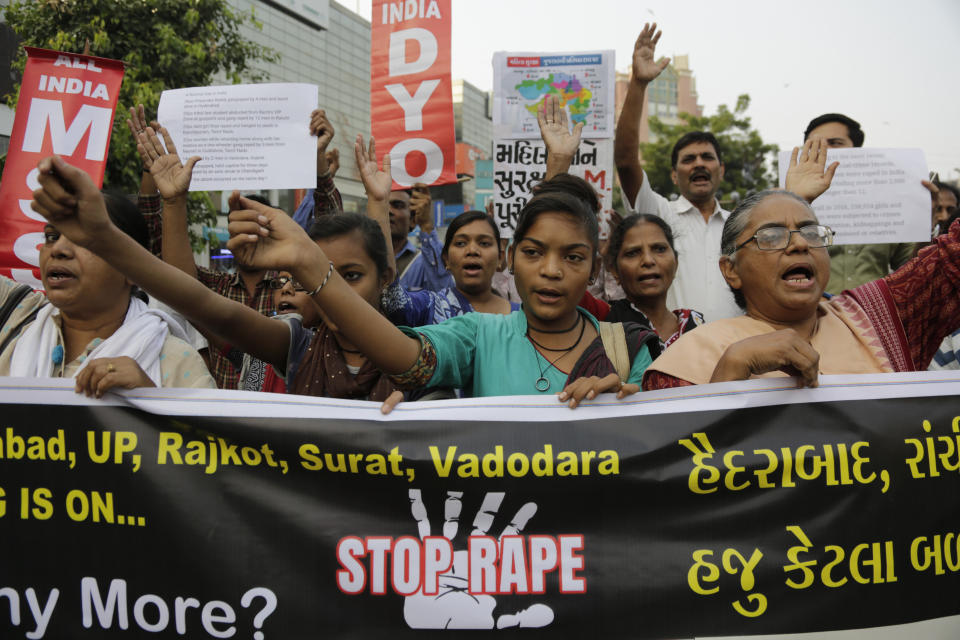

{"left": 639, "top": 94, "right": 778, "bottom": 205}
{"left": 2, "top": 0, "right": 278, "bottom": 249}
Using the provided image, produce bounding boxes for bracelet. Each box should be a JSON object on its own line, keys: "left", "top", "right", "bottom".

{"left": 307, "top": 260, "right": 335, "bottom": 297}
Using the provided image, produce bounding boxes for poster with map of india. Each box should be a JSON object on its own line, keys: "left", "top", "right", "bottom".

{"left": 492, "top": 51, "right": 615, "bottom": 140}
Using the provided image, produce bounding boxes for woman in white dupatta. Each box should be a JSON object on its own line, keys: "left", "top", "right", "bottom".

{"left": 0, "top": 176, "right": 214, "bottom": 396}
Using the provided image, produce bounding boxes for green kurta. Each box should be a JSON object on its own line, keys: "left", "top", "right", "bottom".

{"left": 402, "top": 309, "right": 653, "bottom": 397}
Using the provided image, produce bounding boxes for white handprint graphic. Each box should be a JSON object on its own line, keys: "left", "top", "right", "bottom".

{"left": 402, "top": 489, "right": 555, "bottom": 630}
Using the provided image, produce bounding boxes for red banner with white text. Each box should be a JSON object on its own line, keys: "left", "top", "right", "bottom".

{"left": 0, "top": 47, "right": 124, "bottom": 287}
{"left": 371, "top": 0, "right": 457, "bottom": 188}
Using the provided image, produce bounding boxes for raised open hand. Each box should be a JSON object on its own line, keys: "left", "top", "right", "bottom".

{"left": 631, "top": 23, "right": 670, "bottom": 85}
{"left": 355, "top": 134, "right": 392, "bottom": 201}
{"left": 138, "top": 126, "right": 200, "bottom": 202}
{"left": 403, "top": 489, "right": 554, "bottom": 630}
{"left": 785, "top": 137, "right": 839, "bottom": 204}
{"left": 537, "top": 94, "right": 583, "bottom": 159}
{"left": 125, "top": 104, "right": 160, "bottom": 146}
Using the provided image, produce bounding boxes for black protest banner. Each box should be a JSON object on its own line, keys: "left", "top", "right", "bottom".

{"left": 2, "top": 374, "right": 960, "bottom": 639}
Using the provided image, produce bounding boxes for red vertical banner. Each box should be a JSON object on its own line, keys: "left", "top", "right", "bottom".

{"left": 371, "top": 0, "right": 457, "bottom": 188}
{"left": 0, "top": 47, "right": 124, "bottom": 287}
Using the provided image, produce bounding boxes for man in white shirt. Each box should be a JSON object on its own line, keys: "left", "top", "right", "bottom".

{"left": 614, "top": 24, "right": 741, "bottom": 322}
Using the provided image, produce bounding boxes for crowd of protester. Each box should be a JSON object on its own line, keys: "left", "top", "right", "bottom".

{"left": 4, "top": 23, "right": 960, "bottom": 410}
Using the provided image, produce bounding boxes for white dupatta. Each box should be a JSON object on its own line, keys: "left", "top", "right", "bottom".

{"left": 9, "top": 296, "right": 187, "bottom": 384}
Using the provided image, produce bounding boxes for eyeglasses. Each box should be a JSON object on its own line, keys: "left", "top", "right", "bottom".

{"left": 731, "top": 224, "right": 834, "bottom": 253}
{"left": 269, "top": 276, "right": 306, "bottom": 292}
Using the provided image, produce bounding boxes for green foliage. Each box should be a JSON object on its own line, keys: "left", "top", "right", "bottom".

{"left": 3, "top": 0, "right": 278, "bottom": 247}
{"left": 611, "top": 182, "right": 623, "bottom": 212}
{"left": 186, "top": 190, "right": 221, "bottom": 254}
{"left": 639, "top": 94, "right": 779, "bottom": 203}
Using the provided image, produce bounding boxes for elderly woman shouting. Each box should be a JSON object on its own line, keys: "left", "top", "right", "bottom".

{"left": 0, "top": 160, "right": 215, "bottom": 396}
{"left": 643, "top": 138, "right": 954, "bottom": 389}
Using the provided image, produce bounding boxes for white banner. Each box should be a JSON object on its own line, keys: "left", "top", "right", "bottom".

{"left": 4, "top": 371, "right": 960, "bottom": 422}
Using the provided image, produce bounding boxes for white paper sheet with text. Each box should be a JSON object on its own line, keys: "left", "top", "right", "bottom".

{"left": 778, "top": 148, "right": 929, "bottom": 245}
{"left": 158, "top": 83, "right": 316, "bottom": 191}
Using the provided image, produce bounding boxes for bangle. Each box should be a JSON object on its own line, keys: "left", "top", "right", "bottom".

{"left": 307, "top": 260, "right": 335, "bottom": 297}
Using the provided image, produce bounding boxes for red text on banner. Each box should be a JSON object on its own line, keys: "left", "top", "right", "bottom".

{"left": 371, "top": 0, "right": 457, "bottom": 188}
{"left": 0, "top": 47, "right": 124, "bottom": 286}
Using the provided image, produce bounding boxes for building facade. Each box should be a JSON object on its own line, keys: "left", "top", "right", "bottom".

{"left": 443, "top": 78, "right": 492, "bottom": 217}
{"left": 453, "top": 78, "right": 492, "bottom": 152}
{"left": 230, "top": 0, "right": 371, "bottom": 214}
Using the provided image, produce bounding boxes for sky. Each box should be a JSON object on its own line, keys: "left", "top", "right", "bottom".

{"left": 338, "top": 0, "right": 960, "bottom": 182}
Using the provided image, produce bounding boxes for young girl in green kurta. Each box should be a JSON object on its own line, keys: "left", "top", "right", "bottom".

{"left": 227, "top": 182, "right": 660, "bottom": 407}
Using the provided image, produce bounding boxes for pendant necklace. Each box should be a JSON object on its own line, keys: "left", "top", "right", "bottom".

{"left": 528, "top": 314, "right": 586, "bottom": 392}
{"left": 532, "top": 349, "right": 572, "bottom": 392}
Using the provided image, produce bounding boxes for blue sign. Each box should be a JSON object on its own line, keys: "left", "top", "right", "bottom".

{"left": 443, "top": 204, "right": 464, "bottom": 224}
{"left": 475, "top": 160, "right": 493, "bottom": 190}
{"left": 474, "top": 192, "right": 492, "bottom": 211}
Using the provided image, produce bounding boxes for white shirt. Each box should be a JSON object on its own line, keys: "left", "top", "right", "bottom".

{"left": 627, "top": 171, "right": 742, "bottom": 322}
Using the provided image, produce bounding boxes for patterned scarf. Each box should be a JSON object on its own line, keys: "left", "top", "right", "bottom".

{"left": 290, "top": 323, "right": 399, "bottom": 401}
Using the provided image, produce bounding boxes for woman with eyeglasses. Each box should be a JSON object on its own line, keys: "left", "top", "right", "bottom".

{"left": 643, "top": 188, "right": 960, "bottom": 389}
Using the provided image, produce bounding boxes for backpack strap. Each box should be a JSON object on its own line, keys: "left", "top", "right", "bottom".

{"left": 598, "top": 321, "right": 630, "bottom": 381}
{"left": 598, "top": 320, "right": 664, "bottom": 383}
